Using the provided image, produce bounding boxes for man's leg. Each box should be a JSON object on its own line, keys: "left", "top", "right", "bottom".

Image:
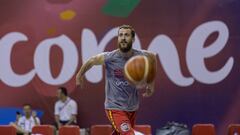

{"left": 127, "top": 112, "right": 144, "bottom": 135}
{"left": 127, "top": 111, "right": 136, "bottom": 128}
{"left": 105, "top": 110, "right": 135, "bottom": 135}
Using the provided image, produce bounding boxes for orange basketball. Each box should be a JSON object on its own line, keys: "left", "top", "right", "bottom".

{"left": 124, "top": 55, "right": 156, "bottom": 86}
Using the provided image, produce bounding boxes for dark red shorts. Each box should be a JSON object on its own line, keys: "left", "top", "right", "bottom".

{"left": 105, "top": 109, "right": 137, "bottom": 135}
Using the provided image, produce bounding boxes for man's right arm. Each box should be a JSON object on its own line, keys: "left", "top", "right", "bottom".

{"left": 54, "top": 103, "right": 61, "bottom": 128}
{"left": 55, "top": 115, "right": 61, "bottom": 128}
{"left": 76, "top": 53, "right": 105, "bottom": 86}
{"left": 10, "top": 118, "right": 28, "bottom": 134}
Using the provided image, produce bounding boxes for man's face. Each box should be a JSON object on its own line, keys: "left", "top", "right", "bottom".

{"left": 23, "top": 105, "right": 31, "bottom": 116}
{"left": 118, "top": 28, "right": 134, "bottom": 52}
{"left": 57, "top": 89, "right": 63, "bottom": 100}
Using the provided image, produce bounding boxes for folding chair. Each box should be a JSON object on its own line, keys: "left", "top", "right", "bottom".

{"left": 134, "top": 125, "right": 152, "bottom": 135}
{"left": 32, "top": 125, "right": 55, "bottom": 135}
{"left": 192, "top": 123, "right": 216, "bottom": 135}
{"left": 228, "top": 124, "right": 240, "bottom": 135}
{"left": 59, "top": 125, "right": 80, "bottom": 135}
{"left": 90, "top": 125, "right": 113, "bottom": 135}
{"left": 0, "top": 125, "right": 16, "bottom": 135}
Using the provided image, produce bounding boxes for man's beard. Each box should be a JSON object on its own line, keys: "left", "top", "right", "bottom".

{"left": 118, "top": 41, "right": 132, "bottom": 53}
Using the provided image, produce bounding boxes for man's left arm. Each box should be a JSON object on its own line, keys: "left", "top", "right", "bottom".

{"left": 65, "top": 115, "right": 76, "bottom": 125}
{"left": 143, "top": 51, "right": 157, "bottom": 97}
{"left": 66, "top": 100, "right": 77, "bottom": 125}
{"left": 32, "top": 111, "right": 40, "bottom": 125}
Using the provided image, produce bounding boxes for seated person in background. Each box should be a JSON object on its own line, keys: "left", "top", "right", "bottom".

{"left": 10, "top": 104, "right": 40, "bottom": 135}
{"left": 55, "top": 87, "right": 78, "bottom": 129}
{"left": 14, "top": 111, "right": 22, "bottom": 124}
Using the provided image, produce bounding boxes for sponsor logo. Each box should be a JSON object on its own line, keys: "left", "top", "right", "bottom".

{"left": 115, "top": 80, "right": 129, "bottom": 86}
{"left": 0, "top": 21, "right": 233, "bottom": 88}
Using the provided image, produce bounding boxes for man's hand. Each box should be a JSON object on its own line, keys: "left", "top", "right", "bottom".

{"left": 57, "top": 123, "right": 62, "bottom": 129}
{"left": 32, "top": 111, "right": 37, "bottom": 118}
{"left": 136, "top": 82, "right": 147, "bottom": 89}
{"left": 142, "top": 84, "right": 154, "bottom": 98}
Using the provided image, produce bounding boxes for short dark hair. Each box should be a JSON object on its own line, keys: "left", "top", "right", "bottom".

{"left": 118, "top": 24, "right": 135, "bottom": 38}
{"left": 59, "top": 87, "right": 68, "bottom": 96}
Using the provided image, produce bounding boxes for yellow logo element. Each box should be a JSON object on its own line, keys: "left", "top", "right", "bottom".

{"left": 59, "top": 10, "right": 76, "bottom": 21}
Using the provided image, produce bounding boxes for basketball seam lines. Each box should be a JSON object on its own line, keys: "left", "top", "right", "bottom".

{"left": 142, "top": 56, "right": 149, "bottom": 83}
{"left": 124, "top": 58, "right": 139, "bottom": 84}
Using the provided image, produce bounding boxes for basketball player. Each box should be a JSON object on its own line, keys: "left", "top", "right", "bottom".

{"left": 76, "top": 25, "right": 156, "bottom": 135}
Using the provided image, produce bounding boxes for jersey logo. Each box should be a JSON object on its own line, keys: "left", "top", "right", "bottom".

{"left": 120, "top": 122, "right": 130, "bottom": 132}
{"left": 115, "top": 80, "right": 129, "bottom": 86}
{"left": 114, "top": 69, "right": 124, "bottom": 78}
